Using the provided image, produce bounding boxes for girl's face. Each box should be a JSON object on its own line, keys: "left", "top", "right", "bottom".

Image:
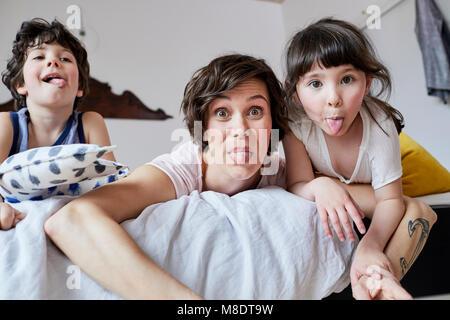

{"left": 295, "top": 62, "right": 371, "bottom": 136}
{"left": 16, "top": 41, "right": 82, "bottom": 111}
{"left": 205, "top": 77, "right": 272, "bottom": 181}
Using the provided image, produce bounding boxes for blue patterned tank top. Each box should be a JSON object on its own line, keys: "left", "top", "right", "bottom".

{"left": 8, "top": 108, "right": 86, "bottom": 157}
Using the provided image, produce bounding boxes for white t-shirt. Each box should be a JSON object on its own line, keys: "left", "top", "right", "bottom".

{"left": 288, "top": 98, "right": 402, "bottom": 190}
{"left": 147, "top": 141, "right": 286, "bottom": 198}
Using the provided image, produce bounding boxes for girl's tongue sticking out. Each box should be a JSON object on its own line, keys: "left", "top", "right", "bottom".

{"left": 326, "top": 117, "right": 344, "bottom": 135}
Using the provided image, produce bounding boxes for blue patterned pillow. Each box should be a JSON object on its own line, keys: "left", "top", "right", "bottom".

{"left": 0, "top": 144, "right": 129, "bottom": 202}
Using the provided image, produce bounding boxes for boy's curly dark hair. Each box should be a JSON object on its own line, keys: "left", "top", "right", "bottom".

{"left": 181, "top": 54, "right": 289, "bottom": 151}
{"left": 1, "top": 18, "right": 90, "bottom": 110}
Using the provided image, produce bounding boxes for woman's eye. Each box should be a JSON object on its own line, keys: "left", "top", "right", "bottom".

{"left": 215, "top": 108, "right": 229, "bottom": 119}
{"left": 249, "top": 107, "right": 262, "bottom": 117}
{"left": 341, "top": 76, "right": 354, "bottom": 84}
{"left": 308, "top": 80, "right": 322, "bottom": 88}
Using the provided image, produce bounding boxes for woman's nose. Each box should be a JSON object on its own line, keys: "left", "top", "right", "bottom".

{"left": 231, "top": 115, "right": 250, "bottom": 138}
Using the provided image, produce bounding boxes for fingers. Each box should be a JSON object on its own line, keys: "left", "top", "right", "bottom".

{"left": 317, "top": 205, "right": 333, "bottom": 238}
{"left": 327, "top": 209, "right": 346, "bottom": 241}
{"left": 0, "top": 204, "right": 15, "bottom": 230}
{"left": 12, "top": 211, "right": 26, "bottom": 227}
{"left": 351, "top": 275, "right": 372, "bottom": 300}
{"left": 345, "top": 201, "right": 366, "bottom": 235}
{"left": 336, "top": 206, "right": 356, "bottom": 242}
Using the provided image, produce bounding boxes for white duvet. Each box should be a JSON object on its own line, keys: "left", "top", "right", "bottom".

{"left": 0, "top": 186, "right": 356, "bottom": 299}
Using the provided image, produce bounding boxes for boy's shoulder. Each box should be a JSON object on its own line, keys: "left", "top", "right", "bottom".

{"left": 0, "top": 111, "right": 13, "bottom": 123}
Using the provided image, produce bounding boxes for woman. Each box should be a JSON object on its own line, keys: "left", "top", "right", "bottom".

{"left": 44, "top": 54, "right": 434, "bottom": 299}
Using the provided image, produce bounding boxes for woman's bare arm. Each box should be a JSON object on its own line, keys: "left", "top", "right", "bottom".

{"left": 44, "top": 164, "right": 202, "bottom": 299}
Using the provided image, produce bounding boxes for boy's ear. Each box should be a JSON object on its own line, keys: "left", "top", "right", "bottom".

{"left": 365, "top": 76, "right": 373, "bottom": 95}
{"left": 292, "top": 91, "right": 301, "bottom": 105}
{"left": 76, "top": 89, "right": 83, "bottom": 97}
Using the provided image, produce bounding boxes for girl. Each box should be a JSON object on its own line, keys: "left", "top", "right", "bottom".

{"left": 0, "top": 18, "right": 114, "bottom": 230}
{"left": 283, "top": 18, "right": 430, "bottom": 298}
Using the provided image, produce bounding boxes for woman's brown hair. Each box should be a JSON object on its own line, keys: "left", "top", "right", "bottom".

{"left": 181, "top": 54, "right": 289, "bottom": 150}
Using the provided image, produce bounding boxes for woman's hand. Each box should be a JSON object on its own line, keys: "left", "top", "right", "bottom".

{"left": 312, "top": 177, "right": 366, "bottom": 242}
{"left": 0, "top": 202, "right": 26, "bottom": 230}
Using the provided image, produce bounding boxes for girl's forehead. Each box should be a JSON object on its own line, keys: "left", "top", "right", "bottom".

{"left": 302, "top": 61, "right": 358, "bottom": 76}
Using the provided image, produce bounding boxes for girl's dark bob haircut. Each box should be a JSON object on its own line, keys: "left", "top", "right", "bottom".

{"left": 285, "top": 18, "right": 404, "bottom": 134}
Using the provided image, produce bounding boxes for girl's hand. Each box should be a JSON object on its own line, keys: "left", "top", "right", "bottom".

{"left": 0, "top": 202, "right": 26, "bottom": 230}
{"left": 312, "top": 177, "right": 366, "bottom": 241}
{"left": 350, "top": 240, "right": 411, "bottom": 299}
{"left": 352, "top": 264, "right": 412, "bottom": 300}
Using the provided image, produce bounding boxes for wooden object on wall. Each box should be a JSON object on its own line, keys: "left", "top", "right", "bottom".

{"left": 0, "top": 76, "right": 172, "bottom": 120}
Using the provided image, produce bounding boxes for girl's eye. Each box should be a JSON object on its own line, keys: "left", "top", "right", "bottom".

{"left": 308, "top": 80, "right": 322, "bottom": 89}
{"left": 249, "top": 106, "right": 262, "bottom": 117}
{"left": 215, "top": 108, "right": 229, "bottom": 119}
{"left": 341, "top": 76, "right": 354, "bottom": 85}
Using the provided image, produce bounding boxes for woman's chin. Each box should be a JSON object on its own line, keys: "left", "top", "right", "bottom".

{"left": 226, "top": 163, "right": 261, "bottom": 181}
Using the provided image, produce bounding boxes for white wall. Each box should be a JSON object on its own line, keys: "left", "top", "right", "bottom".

{"left": 0, "top": 0, "right": 285, "bottom": 169}
{"left": 1, "top": 0, "right": 449, "bottom": 170}
{"left": 281, "top": 0, "right": 450, "bottom": 170}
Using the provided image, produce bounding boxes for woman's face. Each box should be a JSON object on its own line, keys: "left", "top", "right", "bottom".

{"left": 204, "top": 77, "right": 272, "bottom": 181}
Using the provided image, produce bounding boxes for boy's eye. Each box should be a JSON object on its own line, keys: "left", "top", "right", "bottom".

{"left": 215, "top": 108, "right": 229, "bottom": 119}
{"left": 308, "top": 80, "right": 322, "bottom": 89}
{"left": 32, "top": 55, "right": 44, "bottom": 60}
{"left": 248, "top": 106, "right": 262, "bottom": 117}
{"left": 60, "top": 57, "right": 71, "bottom": 62}
{"left": 341, "top": 76, "right": 354, "bottom": 84}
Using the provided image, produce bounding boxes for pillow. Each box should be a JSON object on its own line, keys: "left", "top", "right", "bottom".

{"left": 0, "top": 144, "right": 129, "bottom": 202}
{"left": 400, "top": 132, "right": 450, "bottom": 197}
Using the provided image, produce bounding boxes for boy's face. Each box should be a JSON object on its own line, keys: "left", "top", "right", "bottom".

{"left": 204, "top": 77, "right": 272, "bottom": 181}
{"left": 16, "top": 41, "right": 82, "bottom": 110}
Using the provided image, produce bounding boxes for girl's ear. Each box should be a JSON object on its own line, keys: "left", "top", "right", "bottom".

{"left": 15, "top": 83, "right": 27, "bottom": 96}
{"left": 365, "top": 76, "right": 373, "bottom": 95}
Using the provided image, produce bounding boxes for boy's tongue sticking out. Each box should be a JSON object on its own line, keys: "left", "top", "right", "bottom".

{"left": 47, "top": 77, "right": 66, "bottom": 87}
{"left": 326, "top": 117, "right": 344, "bottom": 135}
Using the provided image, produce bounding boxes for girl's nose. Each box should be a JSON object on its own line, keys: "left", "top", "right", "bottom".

{"left": 327, "top": 88, "right": 342, "bottom": 107}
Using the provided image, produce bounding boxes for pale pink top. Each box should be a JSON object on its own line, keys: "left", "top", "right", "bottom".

{"left": 147, "top": 141, "right": 286, "bottom": 198}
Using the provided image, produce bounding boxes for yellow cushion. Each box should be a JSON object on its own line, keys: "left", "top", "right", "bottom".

{"left": 400, "top": 132, "right": 450, "bottom": 197}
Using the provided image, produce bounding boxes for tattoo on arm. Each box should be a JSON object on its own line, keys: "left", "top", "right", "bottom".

{"left": 400, "top": 218, "right": 430, "bottom": 277}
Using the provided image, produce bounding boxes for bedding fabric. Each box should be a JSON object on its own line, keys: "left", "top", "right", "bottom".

{"left": 0, "top": 187, "right": 356, "bottom": 299}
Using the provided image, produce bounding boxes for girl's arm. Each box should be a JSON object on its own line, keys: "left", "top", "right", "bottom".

{"left": 360, "top": 179, "right": 405, "bottom": 253}
{"left": 44, "top": 164, "right": 202, "bottom": 299}
{"left": 81, "top": 111, "right": 116, "bottom": 161}
{"left": 331, "top": 177, "right": 437, "bottom": 279}
{"left": 283, "top": 131, "right": 366, "bottom": 241}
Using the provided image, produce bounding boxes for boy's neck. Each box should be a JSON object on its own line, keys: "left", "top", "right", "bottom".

{"left": 26, "top": 104, "right": 74, "bottom": 148}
